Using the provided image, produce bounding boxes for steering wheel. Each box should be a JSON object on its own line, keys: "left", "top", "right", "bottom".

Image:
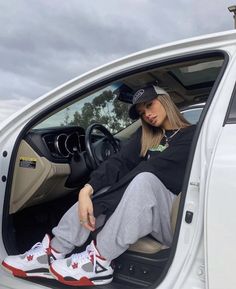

{"left": 85, "top": 123, "right": 119, "bottom": 169}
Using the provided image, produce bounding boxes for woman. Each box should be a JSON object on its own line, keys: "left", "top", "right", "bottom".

{"left": 2, "top": 85, "right": 195, "bottom": 286}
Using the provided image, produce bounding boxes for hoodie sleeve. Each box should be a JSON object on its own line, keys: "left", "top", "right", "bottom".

{"left": 88, "top": 127, "right": 142, "bottom": 194}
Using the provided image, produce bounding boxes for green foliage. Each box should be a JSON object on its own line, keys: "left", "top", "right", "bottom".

{"left": 68, "top": 89, "right": 133, "bottom": 133}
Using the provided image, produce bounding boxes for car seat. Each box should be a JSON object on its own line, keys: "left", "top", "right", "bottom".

{"left": 128, "top": 193, "right": 181, "bottom": 253}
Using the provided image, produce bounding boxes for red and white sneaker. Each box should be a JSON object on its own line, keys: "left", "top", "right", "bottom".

{"left": 50, "top": 240, "right": 113, "bottom": 286}
{"left": 1, "top": 234, "right": 65, "bottom": 279}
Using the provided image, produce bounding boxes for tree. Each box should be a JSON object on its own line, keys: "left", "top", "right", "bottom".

{"left": 68, "top": 89, "right": 132, "bottom": 133}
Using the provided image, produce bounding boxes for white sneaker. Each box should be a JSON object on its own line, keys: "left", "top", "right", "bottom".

{"left": 50, "top": 240, "right": 113, "bottom": 286}
{"left": 1, "top": 234, "right": 65, "bottom": 279}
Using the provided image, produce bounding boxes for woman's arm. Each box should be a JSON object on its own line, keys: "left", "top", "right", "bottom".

{"left": 87, "top": 127, "right": 142, "bottom": 194}
{"left": 78, "top": 127, "right": 142, "bottom": 230}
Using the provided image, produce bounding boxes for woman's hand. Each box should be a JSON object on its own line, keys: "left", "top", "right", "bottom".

{"left": 78, "top": 185, "right": 96, "bottom": 231}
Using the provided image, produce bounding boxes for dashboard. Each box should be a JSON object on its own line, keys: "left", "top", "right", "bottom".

{"left": 25, "top": 126, "right": 86, "bottom": 163}
{"left": 11, "top": 124, "right": 120, "bottom": 211}
{"left": 25, "top": 125, "right": 117, "bottom": 165}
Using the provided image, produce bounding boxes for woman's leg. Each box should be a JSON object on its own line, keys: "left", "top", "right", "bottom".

{"left": 96, "top": 172, "right": 176, "bottom": 260}
{"left": 1, "top": 202, "right": 107, "bottom": 279}
{"left": 51, "top": 202, "right": 106, "bottom": 254}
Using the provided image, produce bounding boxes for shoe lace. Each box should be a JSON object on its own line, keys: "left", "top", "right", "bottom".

{"left": 71, "top": 244, "right": 97, "bottom": 272}
{"left": 26, "top": 242, "right": 45, "bottom": 256}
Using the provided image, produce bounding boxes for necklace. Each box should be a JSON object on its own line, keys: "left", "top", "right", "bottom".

{"left": 148, "top": 128, "right": 181, "bottom": 154}
{"left": 163, "top": 128, "right": 181, "bottom": 147}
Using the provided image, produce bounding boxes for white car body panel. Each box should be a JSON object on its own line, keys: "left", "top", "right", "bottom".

{"left": 206, "top": 123, "right": 236, "bottom": 289}
{"left": 0, "top": 30, "right": 236, "bottom": 288}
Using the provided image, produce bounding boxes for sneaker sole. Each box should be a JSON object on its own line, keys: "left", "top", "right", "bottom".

{"left": 49, "top": 265, "right": 113, "bottom": 286}
{"left": 1, "top": 261, "right": 54, "bottom": 279}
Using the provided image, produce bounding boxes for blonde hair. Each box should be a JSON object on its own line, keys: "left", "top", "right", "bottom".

{"left": 140, "top": 94, "right": 190, "bottom": 156}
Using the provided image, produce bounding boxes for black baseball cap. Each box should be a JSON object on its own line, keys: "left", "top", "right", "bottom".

{"left": 128, "top": 85, "right": 169, "bottom": 119}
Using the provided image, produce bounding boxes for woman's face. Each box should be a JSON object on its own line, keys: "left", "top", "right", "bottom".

{"left": 136, "top": 98, "right": 171, "bottom": 129}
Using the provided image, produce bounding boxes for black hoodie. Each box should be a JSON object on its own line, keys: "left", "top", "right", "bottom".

{"left": 89, "top": 125, "right": 196, "bottom": 217}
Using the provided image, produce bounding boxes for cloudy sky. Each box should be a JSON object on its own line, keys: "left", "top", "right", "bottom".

{"left": 0, "top": 0, "right": 234, "bottom": 122}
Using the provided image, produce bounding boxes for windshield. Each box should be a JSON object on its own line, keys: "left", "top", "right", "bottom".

{"left": 34, "top": 84, "right": 133, "bottom": 134}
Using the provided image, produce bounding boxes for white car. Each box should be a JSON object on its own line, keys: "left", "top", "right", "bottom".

{"left": 0, "top": 29, "right": 236, "bottom": 289}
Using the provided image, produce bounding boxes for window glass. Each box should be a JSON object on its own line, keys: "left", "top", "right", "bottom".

{"left": 34, "top": 84, "right": 133, "bottom": 134}
{"left": 226, "top": 84, "right": 236, "bottom": 123}
{"left": 182, "top": 107, "right": 203, "bottom": 124}
{"left": 169, "top": 59, "right": 224, "bottom": 87}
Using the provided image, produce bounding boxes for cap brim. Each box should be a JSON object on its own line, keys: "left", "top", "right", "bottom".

{"left": 128, "top": 104, "right": 140, "bottom": 120}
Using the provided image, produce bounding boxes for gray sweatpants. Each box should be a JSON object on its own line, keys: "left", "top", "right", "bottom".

{"left": 51, "top": 172, "right": 176, "bottom": 261}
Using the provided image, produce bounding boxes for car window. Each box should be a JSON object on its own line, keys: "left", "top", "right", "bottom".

{"left": 34, "top": 84, "right": 133, "bottom": 134}
{"left": 182, "top": 107, "right": 203, "bottom": 124}
{"left": 169, "top": 59, "right": 224, "bottom": 88}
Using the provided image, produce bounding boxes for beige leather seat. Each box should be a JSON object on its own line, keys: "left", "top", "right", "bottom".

{"left": 128, "top": 193, "right": 181, "bottom": 254}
